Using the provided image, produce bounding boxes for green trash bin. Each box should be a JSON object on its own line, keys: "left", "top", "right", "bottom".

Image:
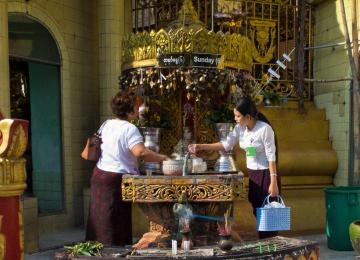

{"left": 325, "top": 186, "right": 360, "bottom": 251}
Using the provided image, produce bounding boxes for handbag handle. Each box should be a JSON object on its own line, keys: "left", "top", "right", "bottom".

{"left": 96, "top": 120, "right": 109, "bottom": 136}
{"left": 261, "top": 195, "right": 286, "bottom": 208}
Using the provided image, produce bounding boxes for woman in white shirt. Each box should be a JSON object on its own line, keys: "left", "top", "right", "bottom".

{"left": 86, "top": 91, "right": 169, "bottom": 246}
{"left": 188, "top": 97, "right": 280, "bottom": 239}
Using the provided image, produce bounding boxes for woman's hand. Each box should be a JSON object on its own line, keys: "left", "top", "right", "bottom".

{"left": 162, "top": 154, "right": 171, "bottom": 161}
{"left": 188, "top": 142, "right": 224, "bottom": 155}
{"left": 188, "top": 144, "right": 199, "bottom": 154}
{"left": 268, "top": 181, "right": 279, "bottom": 197}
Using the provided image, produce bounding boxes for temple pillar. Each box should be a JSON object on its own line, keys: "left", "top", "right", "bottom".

{"left": 0, "top": 0, "right": 10, "bottom": 117}
{"left": 98, "top": 0, "right": 129, "bottom": 120}
{"left": 0, "top": 118, "right": 29, "bottom": 260}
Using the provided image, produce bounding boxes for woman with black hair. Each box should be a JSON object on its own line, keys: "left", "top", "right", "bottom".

{"left": 86, "top": 91, "right": 170, "bottom": 246}
{"left": 188, "top": 97, "right": 280, "bottom": 239}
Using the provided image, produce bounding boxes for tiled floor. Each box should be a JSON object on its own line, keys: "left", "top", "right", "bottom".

{"left": 24, "top": 229, "right": 358, "bottom": 260}
{"left": 297, "top": 234, "right": 357, "bottom": 260}
{"left": 25, "top": 228, "right": 85, "bottom": 260}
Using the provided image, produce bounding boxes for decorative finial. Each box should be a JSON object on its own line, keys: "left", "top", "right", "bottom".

{"left": 180, "top": 0, "right": 199, "bottom": 22}
{"left": 167, "top": 0, "right": 204, "bottom": 30}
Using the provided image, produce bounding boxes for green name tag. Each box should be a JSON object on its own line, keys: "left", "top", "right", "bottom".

{"left": 246, "top": 146, "right": 256, "bottom": 157}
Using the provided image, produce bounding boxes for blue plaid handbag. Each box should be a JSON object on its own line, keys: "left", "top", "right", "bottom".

{"left": 256, "top": 195, "right": 291, "bottom": 231}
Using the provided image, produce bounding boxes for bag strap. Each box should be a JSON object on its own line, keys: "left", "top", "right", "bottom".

{"left": 96, "top": 120, "right": 109, "bottom": 136}
{"left": 261, "top": 195, "right": 286, "bottom": 208}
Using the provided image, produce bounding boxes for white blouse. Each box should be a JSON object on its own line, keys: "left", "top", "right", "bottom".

{"left": 97, "top": 119, "right": 143, "bottom": 174}
{"left": 221, "top": 121, "right": 276, "bottom": 170}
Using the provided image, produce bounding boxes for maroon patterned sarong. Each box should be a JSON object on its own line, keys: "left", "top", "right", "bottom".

{"left": 248, "top": 168, "right": 281, "bottom": 239}
{"left": 85, "top": 166, "right": 132, "bottom": 246}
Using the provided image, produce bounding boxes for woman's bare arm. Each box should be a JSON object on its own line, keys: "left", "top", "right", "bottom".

{"left": 188, "top": 142, "right": 225, "bottom": 154}
{"left": 268, "top": 161, "right": 279, "bottom": 197}
{"left": 131, "top": 143, "right": 169, "bottom": 162}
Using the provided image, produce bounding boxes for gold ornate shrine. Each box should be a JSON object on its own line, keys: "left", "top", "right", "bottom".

{"left": 120, "top": 0, "right": 259, "bottom": 156}
{"left": 122, "top": 0, "right": 336, "bottom": 239}
{"left": 122, "top": 173, "right": 243, "bottom": 246}
{"left": 119, "top": 0, "right": 314, "bottom": 156}
{"left": 129, "top": 0, "right": 314, "bottom": 100}
{"left": 122, "top": 0, "right": 253, "bottom": 72}
{"left": 0, "top": 118, "right": 28, "bottom": 260}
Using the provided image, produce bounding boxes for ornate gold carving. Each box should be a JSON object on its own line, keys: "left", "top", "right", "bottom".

{"left": 263, "top": 81, "right": 309, "bottom": 100}
{"left": 121, "top": 0, "right": 253, "bottom": 71}
{"left": 0, "top": 118, "right": 27, "bottom": 259}
{"left": 0, "top": 119, "right": 28, "bottom": 196}
{"left": 122, "top": 27, "right": 253, "bottom": 71}
{"left": 159, "top": 94, "right": 182, "bottom": 155}
{"left": 0, "top": 215, "right": 5, "bottom": 260}
{"left": 122, "top": 175, "right": 243, "bottom": 202}
{"left": 0, "top": 119, "right": 28, "bottom": 159}
{"left": 167, "top": 0, "right": 204, "bottom": 31}
{"left": 308, "top": 250, "right": 318, "bottom": 260}
{"left": 194, "top": 102, "right": 220, "bottom": 164}
{"left": 6, "top": 127, "right": 26, "bottom": 159}
{"left": 249, "top": 20, "right": 277, "bottom": 64}
{"left": 155, "top": 29, "right": 170, "bottom": 55}
{"left": 149, "top": 221, "right": 170, "bottom": 234}
{"left": 0, "top": 159, "right": 26, "bottom": 184}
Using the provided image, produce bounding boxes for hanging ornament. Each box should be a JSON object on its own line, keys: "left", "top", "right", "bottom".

{"left": 230, "top": 84, "right": 237, "bottom": 94}
{"left": 140, "top": 68, "right": 144, "bottom": 85}
{"left": 186, "top": 92, "right": 192, "bottom": 100}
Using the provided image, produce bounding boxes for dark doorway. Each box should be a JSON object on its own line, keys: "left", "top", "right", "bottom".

{"left": 9, "top": 60, "right": 33, "bottom": 194}
{"left": 9, "top": 13, "right": 63, "bottom": 214}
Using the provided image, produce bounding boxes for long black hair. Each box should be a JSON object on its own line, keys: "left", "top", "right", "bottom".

{"left": 235, "top": 97, "right": 279, "bottom": 163}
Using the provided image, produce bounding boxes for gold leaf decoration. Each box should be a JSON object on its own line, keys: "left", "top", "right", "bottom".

{"left": 122, "top": 175, "right": 243, "bottom": 202}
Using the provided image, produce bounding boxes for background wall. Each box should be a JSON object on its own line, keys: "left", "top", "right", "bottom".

{"left": 7, "top": 0, "right": 99, "bottom": 235}
{"left": 313, "top": 0, "right": 360, "bottom": 186}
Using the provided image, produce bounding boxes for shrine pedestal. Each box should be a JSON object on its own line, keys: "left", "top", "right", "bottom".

{"left": 122, "top": 173, "right": 243, "bottom": 248}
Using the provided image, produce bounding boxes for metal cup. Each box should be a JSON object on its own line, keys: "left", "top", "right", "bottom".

{"left": 145, "top": 169, "right": 152, "bottom": 176}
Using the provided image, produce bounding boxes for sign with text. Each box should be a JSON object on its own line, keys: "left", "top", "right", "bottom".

{"left": 192, "top": 53, "right": 222, "bottom": 68}
{"left": 157, "top": 53, "right": 222, "bottom": 68}
{"left": 157, "top": 53, "right": 191, "bottom": 67}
